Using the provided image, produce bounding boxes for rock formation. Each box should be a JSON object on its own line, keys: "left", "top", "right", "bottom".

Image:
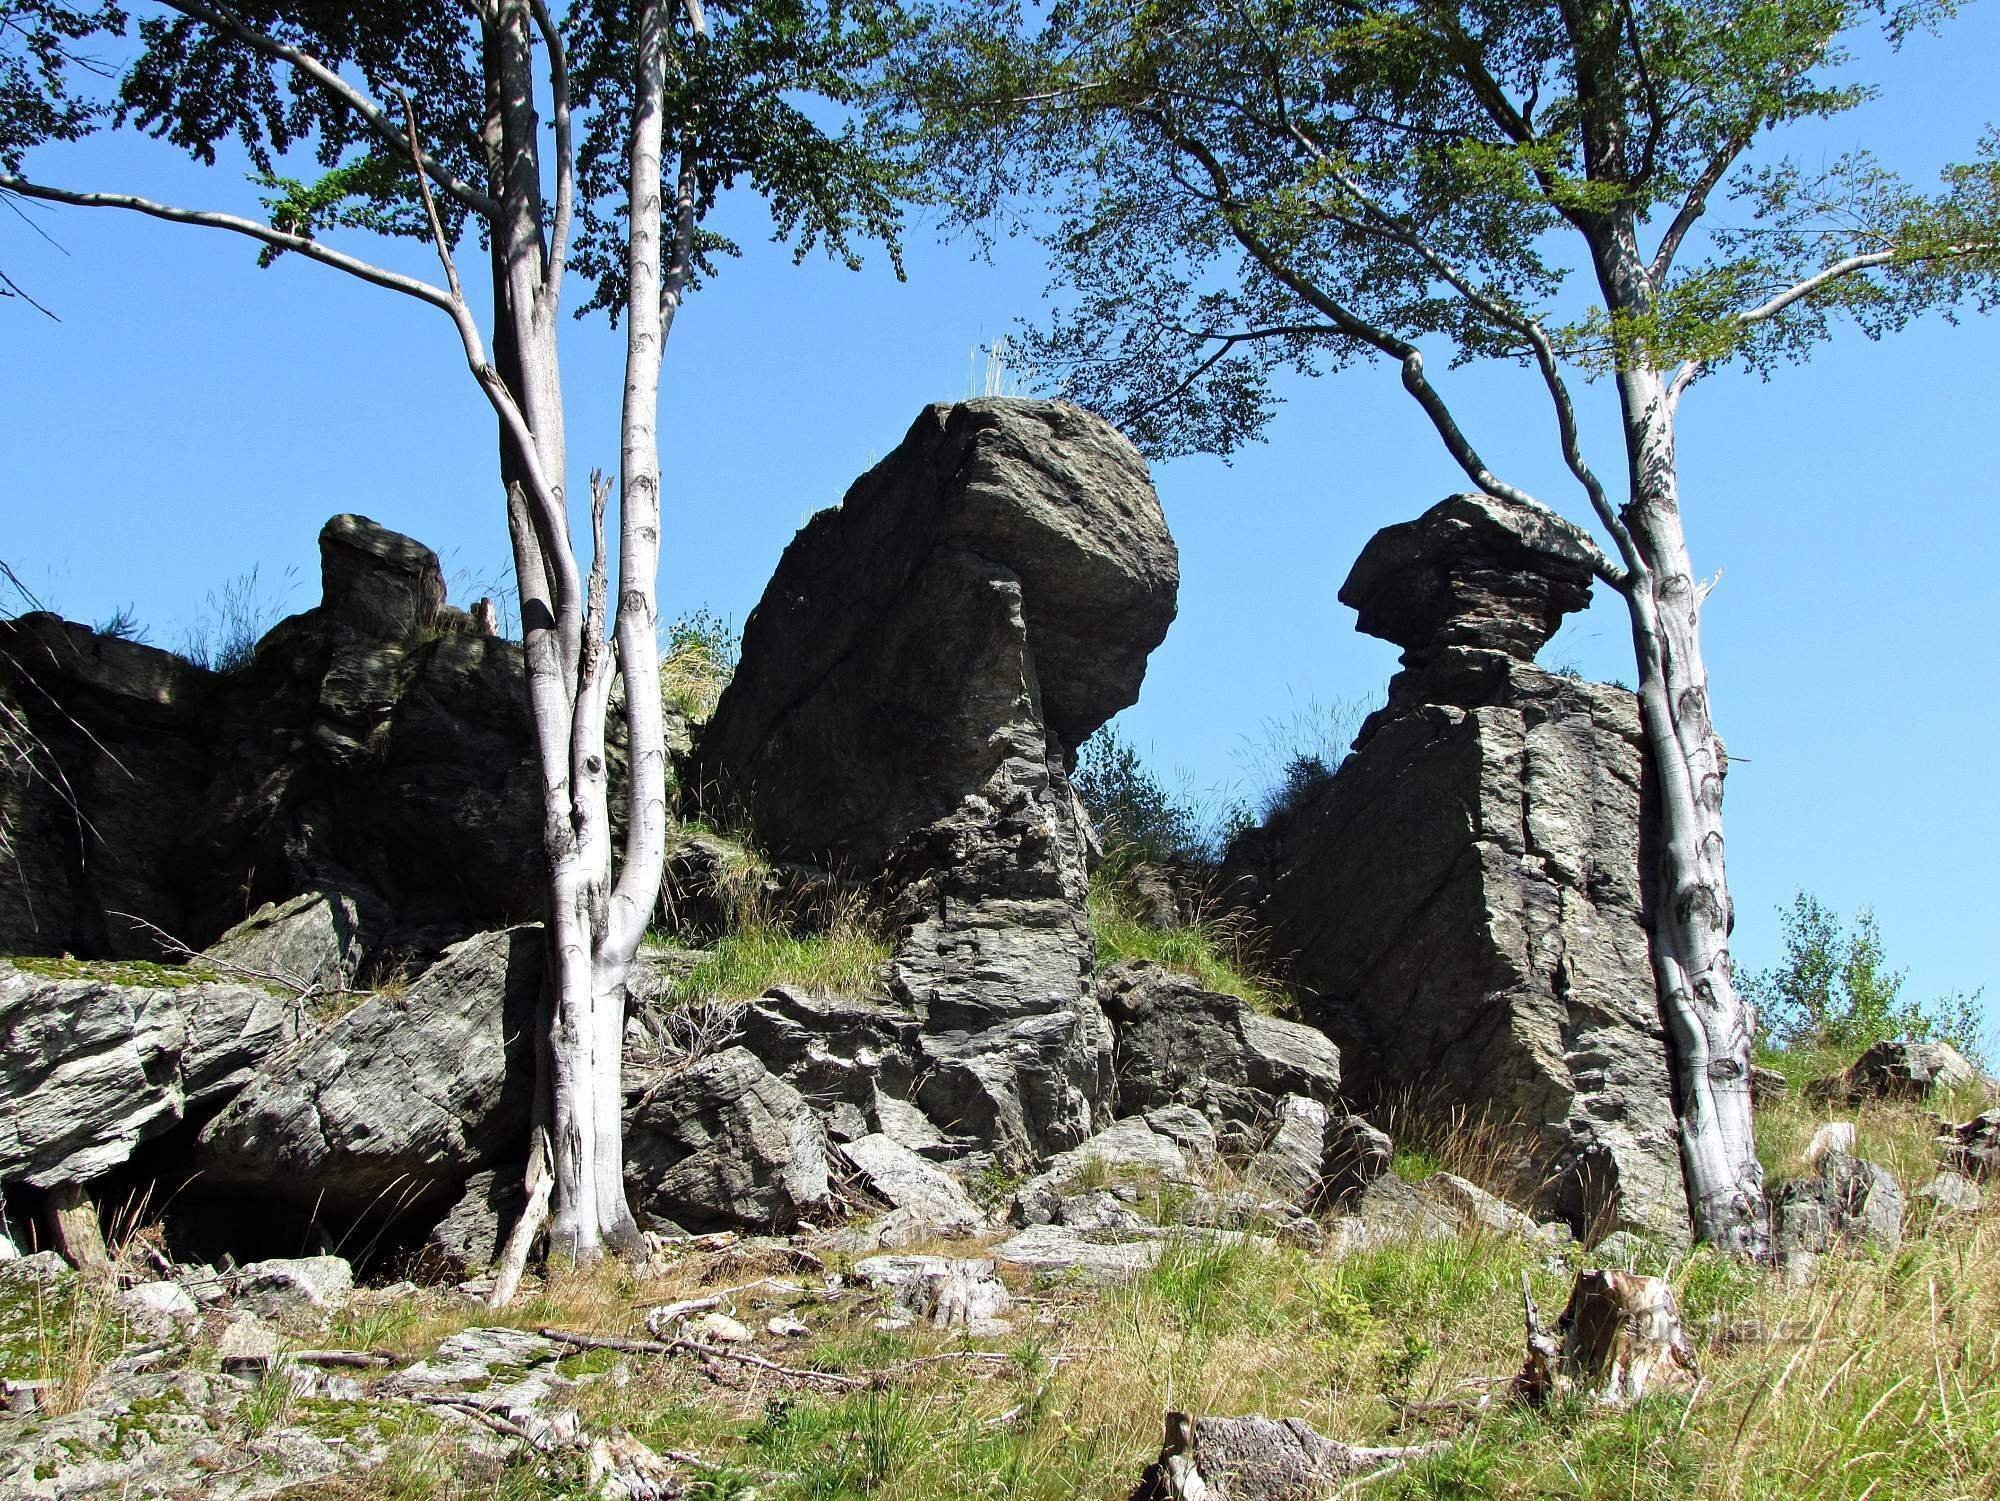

{"left": 0, "top": 514, "right": 557, "bottom": 963}
{"left": 1224, "top": 493, "right": 1689, "bottom": 1246}
{"left": 693, "top": 399, "right": 1180, "bottom": 1169}
{"left": 0, "top": 960, "right": 303, "bottom": 1188}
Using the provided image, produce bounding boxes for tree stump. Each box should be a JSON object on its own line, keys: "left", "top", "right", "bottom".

{"left": 1513, "top": 1269, "right": 1698, "bottom": 1407}
{"left": 1128, "top": 1411, "right": 1440, "bottom": 1501}
{"left": 44, "top": 1183, "right": 111, "bottom": 1275}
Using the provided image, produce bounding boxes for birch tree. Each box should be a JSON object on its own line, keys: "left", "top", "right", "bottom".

{"left": 2, "top": 0, "right": 906, "bottom": 1270}
{"left": 902, "top": 0, "right": 2000, "bottom": 1253}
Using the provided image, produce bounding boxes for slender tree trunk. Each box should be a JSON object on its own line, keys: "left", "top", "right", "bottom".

{"left": 1577, "top": 185, "right": 1767, "bottom": 1256}
{"left": 583, "top": 0, "right": 675, "bottom": 1252}
{"left": 1616, "top": 370, "right": 1767, "bottom": 1256}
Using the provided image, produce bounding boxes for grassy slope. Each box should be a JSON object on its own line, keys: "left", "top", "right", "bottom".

{"left": 233, "top": 1073, "right": 2000, "bottom": 1501}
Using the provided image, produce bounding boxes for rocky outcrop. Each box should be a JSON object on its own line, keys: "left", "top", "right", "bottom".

{"left": 1094, "top": 961, "right": 1342, "bottom": 1137}
{"left": 1224, "top": 494, "right": 1689, "bottom": 1246}
{"left": 1809, "top": 1039, "right": 1985, "bottom": 1104}
{"left": 196, "top": 926, "right": 541, "bottom": 1217}
{"left": 623, "top": 1046, "right": 831, "bottom": 1233}
{"left": 693, "top": 400, "right": 1179, "bottom": 1171}
{"left": 0, "top": 960, "right": 303, "bottom": 1188}
{"left": 0, "top": 515, "right": 559, "bottom": 963}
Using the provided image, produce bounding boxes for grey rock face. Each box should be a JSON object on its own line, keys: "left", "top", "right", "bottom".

{"left": 0, "top": 961, "right": 302, "bottom": 1188}
{"left": 1223, "top": 494, "right": 1688, "bottom": 1246}
{"left": 0, "top": 515, "right": 546, "bottom": 963}
{"left": 1810, "top": 1039, "right": 1984, "bottom": 1104}
{"left": 318, "top": 513, "right": 447, "bottom": 640}
{"left": 1774, "top": 1151, "right": 1905, "bottom": 1263}
{"left": 694, "top": 399, "right": 1178, "bottom": 858}
{"left": 196, "top": 927, "right": 540, "bottom": 1213}
{"left": 693, "top": 400, "right": 1178, "bottom": 1172}
{"left": 200, "top": 879, "right": 393, "bottom": 992}
{"left": 1095, "top": 961, "right": 1342, "bottom": 1132}
{"left": 623, "top": 1046, "right": 831, "bottom": 1233}
{"left": 1939, "top": 1109, "right": 2000, "bottom": 1180}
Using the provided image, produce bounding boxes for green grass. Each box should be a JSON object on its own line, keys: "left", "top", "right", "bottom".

{"left": 664, "top": 919, "right": 892, "bottom": 1005}
{"left": 1087, "top": 880, "right": 1286, "bottom": 1015}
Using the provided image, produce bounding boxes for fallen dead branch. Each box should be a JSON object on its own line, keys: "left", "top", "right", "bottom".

{"left": 540, "top": 1327, "right": 1023, "bottom": 1392}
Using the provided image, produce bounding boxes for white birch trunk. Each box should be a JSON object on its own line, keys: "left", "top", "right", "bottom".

{"left": 1614, "top": 371, "right": 1767, "bottom": 1256}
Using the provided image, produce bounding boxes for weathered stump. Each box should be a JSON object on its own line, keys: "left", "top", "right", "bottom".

{"left": 1129, "top": 1411, "right": 1440, "bottom": 1501}
{"left": 1513, "top": 1269, "right": 1698, "bottom": 1407}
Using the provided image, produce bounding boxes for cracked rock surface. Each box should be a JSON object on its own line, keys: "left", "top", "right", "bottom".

{"left": 1223, "top": 493, "right": 1689, "bottom": 1246}
{"left": 692, "top": 399, "right": 1179, "bottom": 1171}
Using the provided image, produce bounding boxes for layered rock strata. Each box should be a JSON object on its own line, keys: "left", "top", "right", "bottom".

{"left": 1225, "top": 493, "right": 1689, "bottom": 1245}
{"left": 693, "top": 399, "right": 1181, "bottom": 1169}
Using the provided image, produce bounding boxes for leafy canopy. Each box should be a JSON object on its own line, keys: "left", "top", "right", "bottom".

{"left": 900, "top": 0, "right": 2000, "bottom": 461}
{"left": 13, "top": 0, "right": 916, "bottom": 310}
{"left": 1746, "top": 891, "right": 1987, "bottom": 1064}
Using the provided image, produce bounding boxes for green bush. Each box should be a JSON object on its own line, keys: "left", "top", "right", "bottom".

{"left": 1072, "top": 726, "right": 1214, "bottom": 871}
{"left": 1746, "top": 891, "right": 1987, "bottom": 1067}
{"left": 660, "top": 608, "right": 740, "bottom": 722}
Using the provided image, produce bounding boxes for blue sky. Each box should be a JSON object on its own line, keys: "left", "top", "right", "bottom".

{"left": 3, "top": 7, "right": 1996, "bottom": 1033}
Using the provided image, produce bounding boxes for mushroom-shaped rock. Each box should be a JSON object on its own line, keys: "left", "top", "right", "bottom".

{"left": 1339, "top": 492, "right": 1598, "bottom": 663}
{"left": 692, "top": 397, "right": 1178, "bottom": 869}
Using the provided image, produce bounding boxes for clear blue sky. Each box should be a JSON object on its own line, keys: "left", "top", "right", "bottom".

{"left": 3, "top": 8, "right": 1995, "bottom": 1035}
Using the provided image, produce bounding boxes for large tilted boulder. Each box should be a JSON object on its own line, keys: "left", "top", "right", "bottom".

{"left": 0, "top": 514, "right": 555, "bottom": 963}
{"left": 623, "top": 1046, "right": 832, "bottom": 1233}
{"left": 0, "top": 960, "right": 303, "bottom": 1188}
{"left": 1224, "top": 494, "right": 1690, "bottom": 1245}
{"left": 1809, "top": 1039, "right": 1985, "bottom": 1104}
{"left": 1095, "top": 960, "right": 1342, "bottom": 1133}
{"left": 692, "top": 400, "right": 1180, "bottom": 1170}
{"left": 196, "top": 926, "right": 541, "bottom": 1215}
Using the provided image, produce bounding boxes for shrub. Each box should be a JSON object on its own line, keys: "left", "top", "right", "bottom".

{"left": 659, "top": 608, "right": 739, "bottom": 722}
{"left": 1072, "top": 725, "right": 1213, "bottom": 871}
{"left": 1746, "top": 891, "right": 1987, "bottom": 1067}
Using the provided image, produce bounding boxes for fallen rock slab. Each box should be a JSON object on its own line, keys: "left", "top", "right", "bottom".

{"left": 0, "top": 960, "right": 302, "bottom": 1188}
{"left": 839, "top": 1133, "right": 986, "bottom": 1243}
{"left": 991, "top": 1223, "right": 1168, "bottom": 1282}
{"left": 196, "top": 926, "right": 540, "bottom": 1216}
{"left": 227, "top": 1255, "right": 354, "bottom": 1319}
{"left": 624, "top": 1045, "right": 831, "bottom": 1233}
{"left": 852, "top": 1254, "right": 1010, "bottom": 1332}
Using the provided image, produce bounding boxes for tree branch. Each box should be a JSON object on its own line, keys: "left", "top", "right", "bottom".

{"left": 529, "top": 0, "right": 573, "bottom": 310}
{"left": 401, "top": 91, "right": 466, "bottom": 306}
{"left": 0, "top": 172, "right": 456, "bottom": 308}
{"left": 1666, "top": 245, "right": 1920, "bottom": 407}
{"left": 162, "top": 0, "right": 498, "bottom": 220}
{"left": 1648, "top": 122, "right": 1757, "bottom": 284}
{"left": 1143, "top": 118, "right": 1626, "bottom": 586}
